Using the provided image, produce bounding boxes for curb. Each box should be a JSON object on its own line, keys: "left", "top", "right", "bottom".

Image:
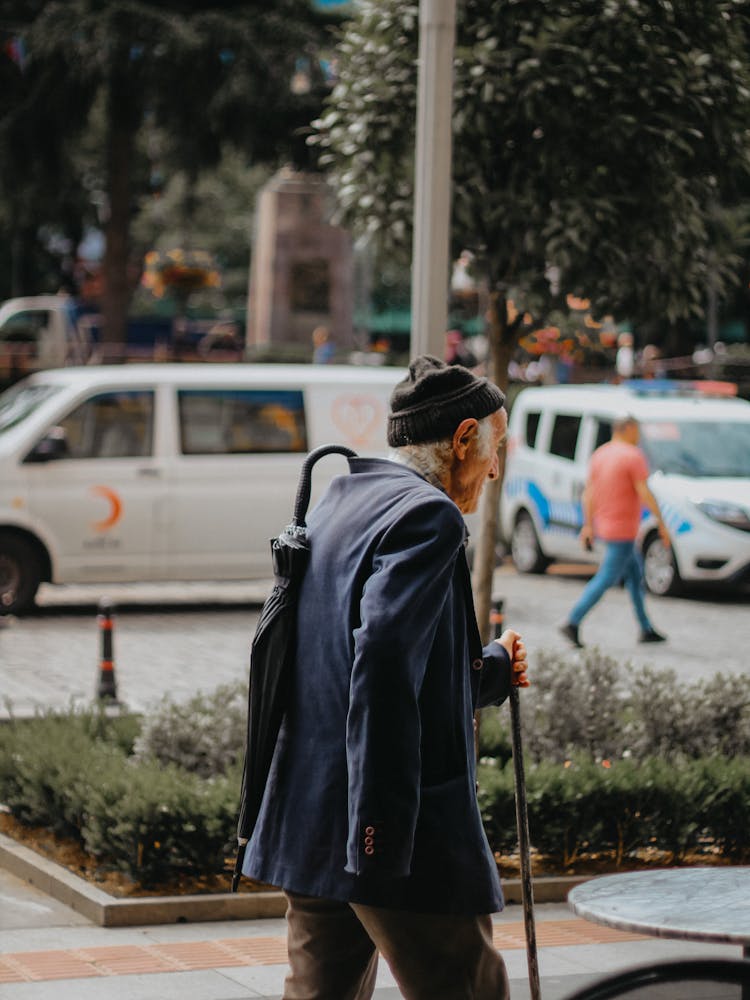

{"left": 0, "top": 833, "right": 286, "bottom": 927}
{"left": 0, "top": 832, "right": 589, "bottom": 927}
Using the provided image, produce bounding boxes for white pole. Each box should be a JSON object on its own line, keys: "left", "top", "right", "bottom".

{"left": 410, "top": 0, "right": 457, "bottom": 360}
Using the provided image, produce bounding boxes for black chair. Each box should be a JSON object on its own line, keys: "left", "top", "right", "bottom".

{"left": 562, "top": 958, "right": 750, "bottom": 1000}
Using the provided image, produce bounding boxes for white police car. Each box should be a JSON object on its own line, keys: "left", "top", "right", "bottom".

{"left": 501, "top": 381, "right": 750, "bottom": 595}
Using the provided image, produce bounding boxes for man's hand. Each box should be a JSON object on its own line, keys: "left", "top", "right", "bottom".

{"left": 579, "top": 524, "right": 594, "bottom": 551}
{"left": 657, "top": 521, "right": 670, "bottom": 548}
{"left": 496, "top": 629, "right": 529, "bottom": 688}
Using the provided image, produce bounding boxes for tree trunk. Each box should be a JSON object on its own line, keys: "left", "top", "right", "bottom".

{"left": 10, "top": 225, "right": 37, "bottom": 297}
{"left": 471, "top": 289, "right": 514, "bottom": 643}
{"left": 101, "top": 70, "right": 140, "bottom": 353}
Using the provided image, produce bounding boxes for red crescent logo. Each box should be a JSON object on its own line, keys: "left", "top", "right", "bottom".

{"left": 90, "top": 486, "right": 123, "bottom": 532}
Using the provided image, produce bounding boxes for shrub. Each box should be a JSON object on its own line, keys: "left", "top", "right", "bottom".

{"left": 694, "top": 756, "right": 750, "bottom": 859}
{"left": 0, "top": 710, "right": 136, "bottom": 839}
{"left": 2, "top": 663, "right": 747, "bottom": 885}
{"left": 81, "top": 758, "right": 241, "bottom": 885}
{"left": 478, "top": 755, "right": 750, "bottom": 866}
{"left": 132, "top": 682, "right": 245, "bottom": 778}
{"left": 480, "top": 650, "right": 750, "bottom": 764}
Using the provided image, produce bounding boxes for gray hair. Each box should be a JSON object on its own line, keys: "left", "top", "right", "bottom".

{"left": 389, "top": 414, "right": 496, "bottom": 480}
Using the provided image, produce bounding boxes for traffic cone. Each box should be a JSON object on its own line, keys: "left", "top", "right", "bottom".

{"left": 96, "top": 598, "right": 119, "bottom": 701}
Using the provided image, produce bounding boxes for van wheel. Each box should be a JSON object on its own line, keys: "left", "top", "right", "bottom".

{"left": 510, "top": 512, "right": 548, "bottom": 574}
{"left": 643, "top": 533, "right": 682, "bottom": 597}
{"left": 0, "top": 534, "right": 41, "bottom": 615}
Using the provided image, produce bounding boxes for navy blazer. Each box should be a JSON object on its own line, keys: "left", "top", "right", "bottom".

{"left": 243, "top": 458, "right": 512, "bottom": 914}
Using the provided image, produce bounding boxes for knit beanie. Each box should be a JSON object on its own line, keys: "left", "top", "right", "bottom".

{"left": 387, "top": 355, "right": 505, "bottom": 446}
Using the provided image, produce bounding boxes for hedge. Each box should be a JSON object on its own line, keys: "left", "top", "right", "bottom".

{"left": 0, "top": 703, "right": 242, "bottom": 886}
{"left": 0, "top": 650, "right": 748, "bottom": 885}
{"left": 478, "top": 755, "right": 750, "bottom": 867}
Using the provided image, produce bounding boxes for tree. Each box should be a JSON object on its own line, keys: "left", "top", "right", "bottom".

{"left": 0, "top": 4, "right": 94, "bottom": 296}
{"left": 314, "top": 0, "right": 750, "bottom": 351}
{"left": 131, "top": 147, "right": 270, "bottom": 310}
{"left": 313, "top": 0, "right": 750, "bottom": 632}
{"left": 2, "top": 1, "right": 339, "bottom": 340}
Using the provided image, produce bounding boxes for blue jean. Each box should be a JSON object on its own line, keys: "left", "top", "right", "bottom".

{"left": 569, "top": 540, "right": 652, "bottom": 632}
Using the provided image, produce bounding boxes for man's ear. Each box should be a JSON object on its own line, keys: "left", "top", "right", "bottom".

{"left": 452, "top": 418, "right": 478, "bottom": 460}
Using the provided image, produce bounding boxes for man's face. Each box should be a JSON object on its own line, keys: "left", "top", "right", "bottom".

{"left": 451, "top": 409, "right": 507, "bottom": 514}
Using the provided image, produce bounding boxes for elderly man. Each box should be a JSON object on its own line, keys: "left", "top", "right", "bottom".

{"left": 242, "top": 355, "right": 528, "bottom": 1000}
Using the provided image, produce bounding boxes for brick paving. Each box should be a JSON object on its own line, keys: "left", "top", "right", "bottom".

{"left": 0, "top": 920, "right": 644, "bottom": 984}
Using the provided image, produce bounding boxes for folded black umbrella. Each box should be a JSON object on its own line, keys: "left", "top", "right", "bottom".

{"left": 232, "top": 444, "right": 357, "bottom": 892}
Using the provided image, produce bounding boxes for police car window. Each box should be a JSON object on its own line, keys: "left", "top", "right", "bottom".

{"left": 641, "top": 420, "right": 750, "bottom": 477}
{"left": 55, "top": 391, "right": 154, "bottom": 459}
{"left": 595, "top": 420, "right": 612, "bottom": 450}
{"left": 549, "top": 414, "right": 581, "bottom": 461}
{"left": 178, "top": 389, "right": 308, "bottom": 455}
{"left": 525, "top": 411, "right": 541, "bottom": 448}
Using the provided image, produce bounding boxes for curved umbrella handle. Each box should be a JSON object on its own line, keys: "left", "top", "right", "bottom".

{"left": 291, "top": 444, "right": 358, "bottom": 528}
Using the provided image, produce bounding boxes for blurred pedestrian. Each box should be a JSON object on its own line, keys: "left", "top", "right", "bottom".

{"left": 445, "top": 328, "right": 478, "bottom": 368}
{"left": 241, "top": 356, "right": 529, "bottom": 1000}
{"left": 312, "top": 325, "right": 335, "bottom": 364}
{"left": 615, "top": 332, "right": 635, "bottom": 380}
{"left": 560, "top": 415, "right": 669, "bottom": 648}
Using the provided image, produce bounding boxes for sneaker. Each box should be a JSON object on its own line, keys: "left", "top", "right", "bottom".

{"left": 639, "top": 628, "right": 667, "bottom": 643}
{"left": 559, "top": 623, "right": 584, "bottom": 648}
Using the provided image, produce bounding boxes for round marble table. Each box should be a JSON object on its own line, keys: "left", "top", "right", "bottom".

{"left": 568, "top": 867, "right": 750, "bottom": 960}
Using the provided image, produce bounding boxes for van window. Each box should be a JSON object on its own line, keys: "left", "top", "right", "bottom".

{"left": 525, "top": 411, "right": 541, "bottom": 448}
{"left": 549, "top": 414, "right": 581, "bottom": 461}
{"left": 0, "top": 310, "right": 50, "bottom": 344}
{"left": 0, "top": 383, "right": 61, "bottom": 435}
{"left": 178, "top": 388, "right": 307, "bottom": 455}
{"left": 55, "top": 391, "right": 154, "bottom": 459}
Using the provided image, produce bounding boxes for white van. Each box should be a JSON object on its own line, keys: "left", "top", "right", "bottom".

{"left": 0, "top": 363, "right": 405, "bottom": 613}
{"left": 501, "top": 381, "right": 750, "bottom": 595}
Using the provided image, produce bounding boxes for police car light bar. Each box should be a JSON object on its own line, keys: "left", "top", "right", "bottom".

{"left": 626, "top": 379, "right": 738, "bottom": 398}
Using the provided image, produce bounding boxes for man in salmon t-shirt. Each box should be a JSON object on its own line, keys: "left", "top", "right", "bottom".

{"left": 560, "top": 415, "right": 670, "bottom": 648}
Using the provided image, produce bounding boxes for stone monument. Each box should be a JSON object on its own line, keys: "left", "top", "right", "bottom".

{"left": 246, "top": 169, "right": 353, "bottom": 355}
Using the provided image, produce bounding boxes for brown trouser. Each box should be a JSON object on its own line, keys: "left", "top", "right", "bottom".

{"left": 283, "top": 891, "right": 510, "bottom": 1000}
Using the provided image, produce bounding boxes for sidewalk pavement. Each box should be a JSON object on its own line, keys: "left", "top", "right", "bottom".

{"left": 0, "top": 869, "right": 738, "bottom": 1000}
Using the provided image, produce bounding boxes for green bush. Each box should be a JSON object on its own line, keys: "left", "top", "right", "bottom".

{"left": 81, "top": 758, "right": 241, "bottom": 885}
{"left": 1, "top": 658, "right": 748, "bottom": 885}
{"left": 0, "top": 706, "right": 242, "bottom": 884}
{"left": 132, "top": 682, "right": 245, "bottom": 778}
{"left": 0, "top": 711, "right": 136, "bottom": 839}
{"left": 478, "top": 754, "right": 750, "bottom": 865}
{"left": 479, "top": 651, "right": 750, "bottom": 764}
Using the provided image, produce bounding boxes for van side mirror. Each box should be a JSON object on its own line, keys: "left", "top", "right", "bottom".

{"left": 24, "top": 426, "right": 69, "bottom": 463}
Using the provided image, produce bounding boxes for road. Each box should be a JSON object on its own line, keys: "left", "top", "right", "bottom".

{"left": 1, "top": 565, "right": 748, "bottom": 718}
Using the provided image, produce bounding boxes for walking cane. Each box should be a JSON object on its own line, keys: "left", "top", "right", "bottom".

{"left": 491, "top": 600, "right": 541, "bottom": 1000}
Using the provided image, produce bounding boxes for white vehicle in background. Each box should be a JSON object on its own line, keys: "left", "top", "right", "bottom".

{"left": 0, "top": 295, "right": 91, "bottom": 383}
{"left": 501, "top": 381, "right": 750, "bottom": 595}
{"left": 0, "top": 363, "right": 405, "bottom": 614}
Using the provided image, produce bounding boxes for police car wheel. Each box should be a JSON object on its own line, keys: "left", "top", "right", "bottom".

{"left": 511, "top": 512, "right": 548, "bottom": 574}
{"left": 0, "top": 533, "right": 41, "bottom": 616}
{"left": 643, "top": 532, "right": 682, "bottom": 597}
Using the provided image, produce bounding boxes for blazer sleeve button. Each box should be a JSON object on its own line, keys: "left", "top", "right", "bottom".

{"left": 364, "top": 845, "right": 375, "bottom": 856}
{"left": 365, "top": 826, "right": 375, "bottom": 835}
{"left": 472, "top": 658, "right": 483, "bottom": 671}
